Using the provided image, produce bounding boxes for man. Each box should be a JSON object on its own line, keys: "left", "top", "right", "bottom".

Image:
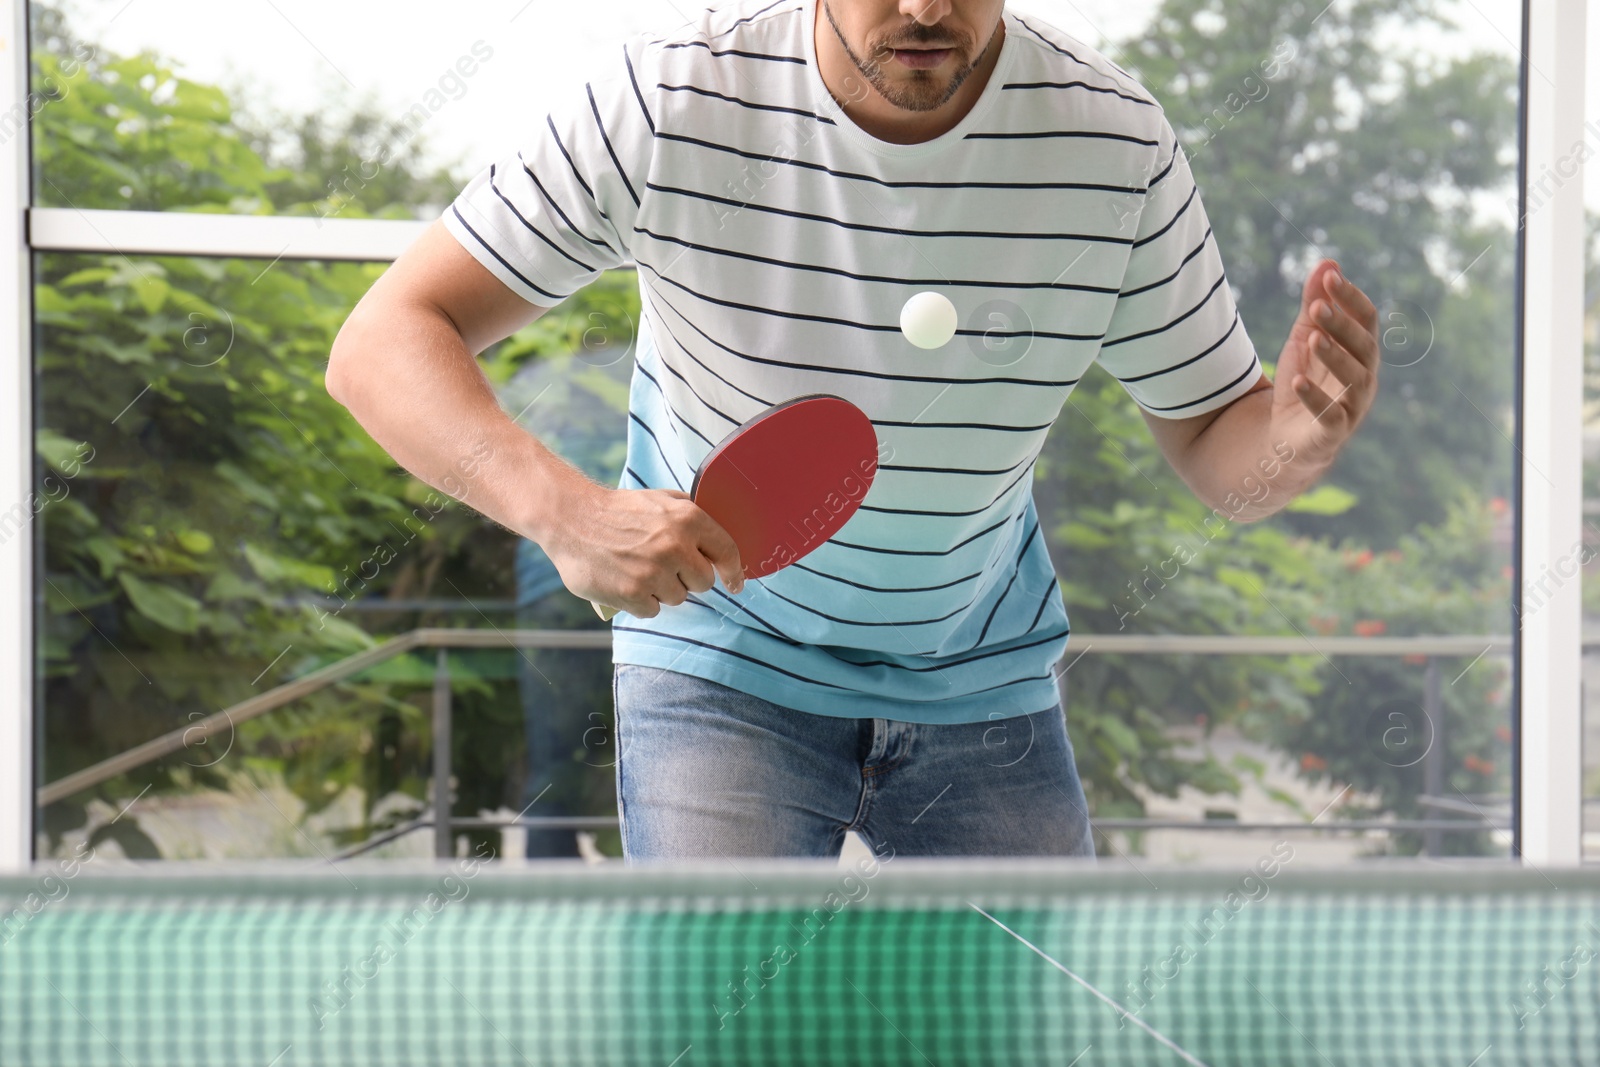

{"left": 327, "top": 0, "right": 1380, "bottom": 862}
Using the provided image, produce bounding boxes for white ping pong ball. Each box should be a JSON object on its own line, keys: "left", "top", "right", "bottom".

{"left": 900, "top": 291, "right": 957, "bottom": 350}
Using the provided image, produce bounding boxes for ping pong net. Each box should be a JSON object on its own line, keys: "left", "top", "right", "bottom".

{"left": 3, "top": 860, "right": 1598, "bottom": 1066}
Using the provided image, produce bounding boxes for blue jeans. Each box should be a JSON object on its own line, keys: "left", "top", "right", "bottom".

{"left": 612, "top": 664, "right": 1097, "bottom": 861}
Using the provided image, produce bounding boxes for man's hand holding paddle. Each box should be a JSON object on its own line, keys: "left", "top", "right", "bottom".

{"left": 566, "top": 394, "right": 880, "bottom": 621}
{"left": 545, "top": 483, "right": 745, "bottom": 620}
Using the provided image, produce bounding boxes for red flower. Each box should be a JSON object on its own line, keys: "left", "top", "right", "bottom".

{"left": 1495, "top": 725, "right": 1511, "bottom": 744}
{"left": 1489, "top": 497, "right": 1508, "bottom": 516}
{"left": 1347, "top": 549, "right": 1375, "bottom": 571}
{"left": 1353, "top": 619, "right": 1387, "bottom": 637}
{"left": 1309, "top": 614, "right": 1340, "bottom": 635}
{"left": 1402, "top": 653, "right": 1428, "bottom": 665}
{"left": 1500, "top": 565, "right": 1513, "bottom": 580}
{"left": 1300, "top": 752, "right": 1328, "bottom": 773}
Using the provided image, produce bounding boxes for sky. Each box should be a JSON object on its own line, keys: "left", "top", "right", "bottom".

{"left": 45, "top": 0, "right": 1596, "bottom": 211}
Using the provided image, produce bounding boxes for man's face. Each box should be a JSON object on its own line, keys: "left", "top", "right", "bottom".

{"left": 820, "top": 0, "right": 1006, "bottom": 113}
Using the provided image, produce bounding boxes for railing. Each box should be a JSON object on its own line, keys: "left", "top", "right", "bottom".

{"left": 38, "top": 629, "right": 1526, "bottom": 857}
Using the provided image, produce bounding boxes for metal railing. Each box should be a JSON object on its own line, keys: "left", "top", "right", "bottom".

{"left": 39, "top": 630, "right": 1523, "bottom": 856}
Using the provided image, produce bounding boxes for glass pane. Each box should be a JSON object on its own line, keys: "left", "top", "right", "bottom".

{"left": 33, "top": 250, "right": 637, "bottom": 860}
{"left": 1036, "top": 0, "right": 1523, "bottom": 861}
{"left": 31, "top": 0, "right": 1525, "bottom": 864}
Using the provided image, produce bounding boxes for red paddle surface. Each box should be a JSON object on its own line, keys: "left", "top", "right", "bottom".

{"left": 692, "top": 394, "right": 878, "bottom": 579}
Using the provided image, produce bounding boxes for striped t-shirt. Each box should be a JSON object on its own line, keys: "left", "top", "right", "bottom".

{"left": 441, "top": 0, "right": 1263, "bottom": 725}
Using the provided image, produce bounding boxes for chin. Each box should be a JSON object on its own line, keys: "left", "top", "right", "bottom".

{"left": 875, "top": 63, "right": 973, "bottom": 113}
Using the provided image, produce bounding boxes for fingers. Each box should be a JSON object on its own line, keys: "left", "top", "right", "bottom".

{"left": 1308, "top": 269, "right": 1380, "bottom": 392}
{"left": 1323, "top": 266, "right": 1378, "bottom": 331}
{"left": 578, "top": 491, "right": 747, "bottom": 617}
{"left": 692, "top": 509, "right": 746, "bottom": 594}
{"left": 1292, "top": 368, "right": 1345, "bottom": 424}
{"left": 1306, "top": 326, "right": 1368, "bottom": 392}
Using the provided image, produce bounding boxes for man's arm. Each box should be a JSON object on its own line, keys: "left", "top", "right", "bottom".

{"left": 1139, "top": 261, "right": 1381, "bottom": 524}
{"left": 1139, "top": 372, "right": 1299, "bottom": 523}
{"left": 325, "top": 220, "right": 743, "bottom": 616}
{"left": 326, "top": 219, "right": 583, "bottom": 544}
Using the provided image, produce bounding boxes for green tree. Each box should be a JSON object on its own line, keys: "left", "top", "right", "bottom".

{"left": 30, "top": 5, "right": 625, "bottom": 858}
{"left": 1109, "top": 0, "right": 1519, "bottom": 548}
{"left": 1035, "top": 0, "right": 1518, "bottom": 848}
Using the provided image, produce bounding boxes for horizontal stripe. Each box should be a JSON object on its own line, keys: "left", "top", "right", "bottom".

{"left": 964, "top": 129, "right": 1159, "bottom": 146}
{"left": 487, "top": 164, "right": 599, "bottom": 274}
{"left": 1123, "top": 227, "right": 1213, "bottom": 298}
{"left": 518, "top": 152, "right": 618, "bottom": 253}
{"left": 1143, "top": 359, "right": 1260, "bottom": 414}
{"left": 634, "top": 225, "right": 1120, "bottom": 291}
{"left": 447, "top": 205, "right": 564, "bottom": 301}
{"left": 646, "top": 181, "right": 1138, "bottom": 245}
{"left": 658, "top": 40, "right": 807, "bottom": 64}
{"left": 1115, "top": 312, "right": 1245, "bottom": 384}
{"left": 642, "top": 267, "right": 1089, "bottom": 384}
{"left": 1102, "top": 273, "right": 1228, "bottom": 348}
{"left": 655, "top": 131, "right": 1146, "bottom": 193}
{"left": 645, "top": 267, "right": 1105, "bottom": 344}
{"left": 657, "top": 81, "right": 836, "bottom": 123}
{"left": 1000, "top": 79, "right": 1156, "bottom": 107}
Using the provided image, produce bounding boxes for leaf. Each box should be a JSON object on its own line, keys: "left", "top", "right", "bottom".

{"left": 243, "top": 543, "right": 335, "bottom": 590}
{"left": 176, "top": 530, "right": 213, "bottom": 554}
{"left": 34, "top": 429, "right": 91, "bottom": 474}
{"left": 164, "top": 79, "right": 232, "bottom": 122}
{"left": 130, "top": 274, "right": 170, "bottom": 315}
{"left": 203, "top": 571, "right": 266, "bottom": 603}
{"left": 80, "top": 333, "right": 155, "bottom": 366}
{"left": 1215, "top": 566, "right": 1262, "bottom": 598}
{"left": 84, "top": 536, "right": 126, "bottom": 579}
{"left": 87, "top": 817, "right": 162, "bottom": 859}
{"left": 57, "top": 267, "right": 116, "bottom": 288}
{"left": 310, "top": 613, "right": 378, "bottom": 652}
{"left": 1285, "top": 484, "right": 1359, "bottom": 515}
{"left": 1096, "top": 716, "right": 1140, "bottom": 756}
{"left": 118, "top": 572, "right": 201, "bottom": 634}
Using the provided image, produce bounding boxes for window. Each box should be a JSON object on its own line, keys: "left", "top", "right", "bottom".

{"left": 9, "top": 0, "right": 1584, "bottom": 866}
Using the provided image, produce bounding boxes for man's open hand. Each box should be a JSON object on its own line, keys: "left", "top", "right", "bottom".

{"left": 1269, "top": 259, "right": 1381, "bottom": 469}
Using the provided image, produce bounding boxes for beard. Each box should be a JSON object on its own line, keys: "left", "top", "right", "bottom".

{"left": 821, "top": 0, "right": 988, "bottom": 113}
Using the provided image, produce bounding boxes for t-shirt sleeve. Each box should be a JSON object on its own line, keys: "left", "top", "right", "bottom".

{"left": 439, "top": 36, "right": 654, "bottom": 307}
{"left": 1094, "top": 112, "right": 1263, "bottom": 419}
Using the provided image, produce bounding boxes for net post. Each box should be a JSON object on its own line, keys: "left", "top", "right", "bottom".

{"left": 433, "top": 647, "right": 453, "bottom": 860}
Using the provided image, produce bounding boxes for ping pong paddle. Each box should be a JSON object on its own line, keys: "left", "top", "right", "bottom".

{"left": 592, "top": 394, "right": 878, "bottom": 620}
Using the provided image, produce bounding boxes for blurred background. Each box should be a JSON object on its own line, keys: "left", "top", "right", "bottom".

{"left": 24, "top": 0, "right": 1599, "bottom": 866}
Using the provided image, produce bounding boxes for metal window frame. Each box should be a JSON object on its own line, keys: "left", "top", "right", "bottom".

{"left": 0, "top": 0, "right": 1591, "bottom": 872}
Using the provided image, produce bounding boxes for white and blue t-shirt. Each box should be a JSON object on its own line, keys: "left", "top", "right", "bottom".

{"left": 441, "top": 0, "right": 1263, "bottom": 724}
